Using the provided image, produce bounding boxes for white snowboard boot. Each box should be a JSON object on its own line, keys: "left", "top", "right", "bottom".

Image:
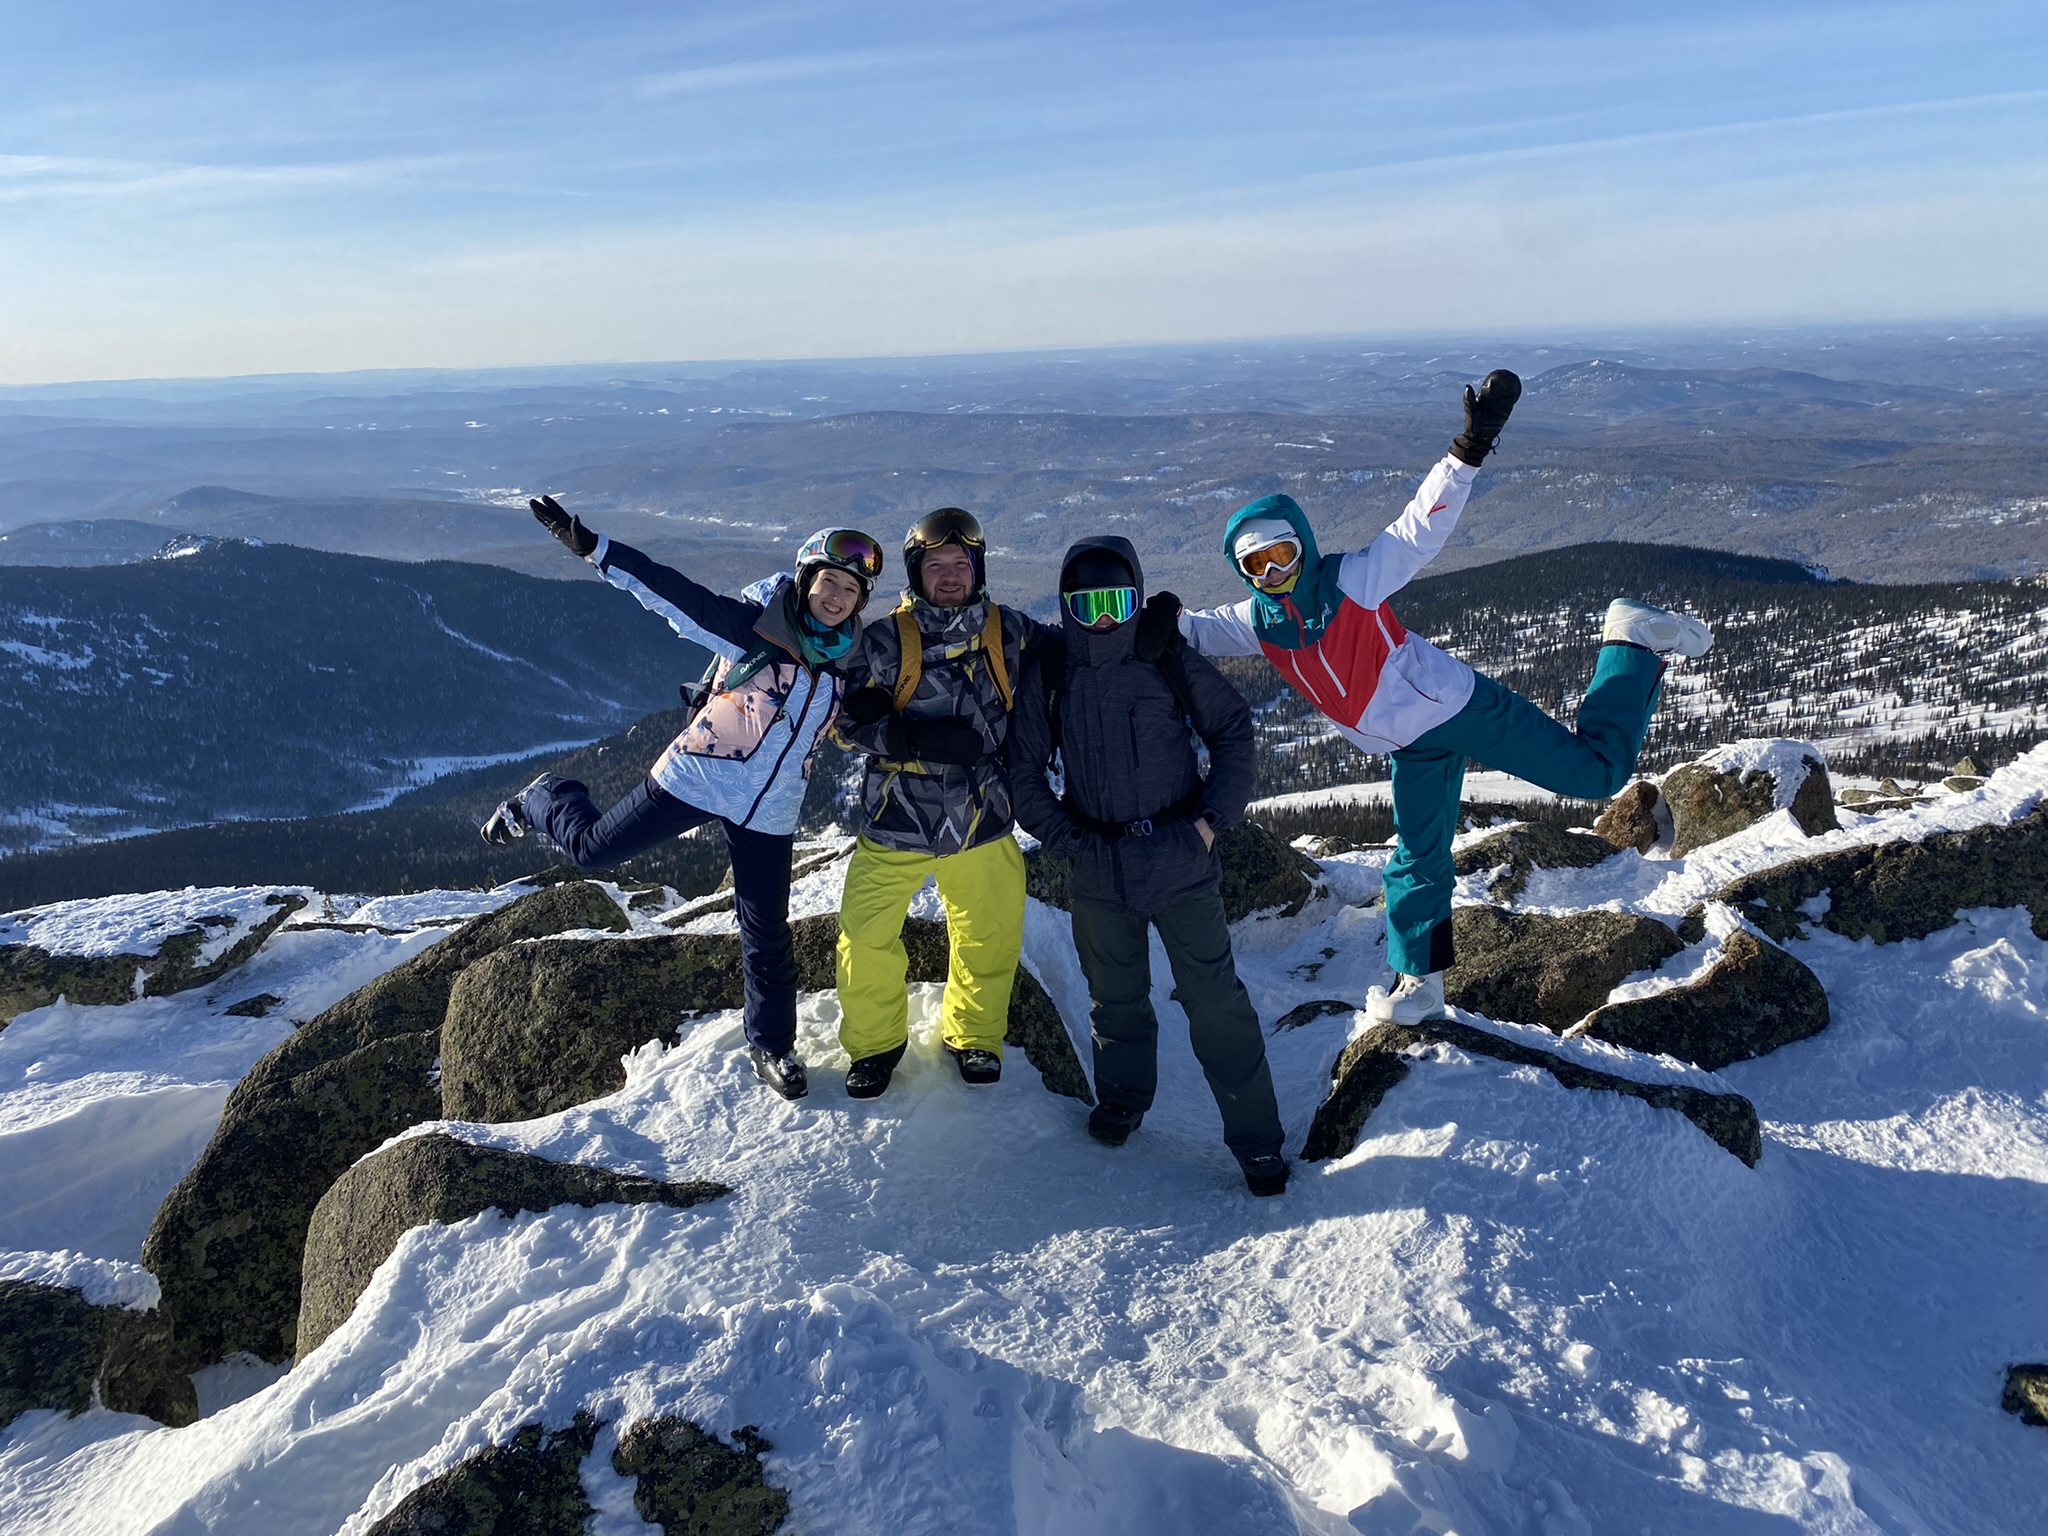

{"left": 1369, "top": 971, "right": 1447, "bottom": 1025}
{"left": 1602, "top": 598, "right": 1713, "bottom": 658}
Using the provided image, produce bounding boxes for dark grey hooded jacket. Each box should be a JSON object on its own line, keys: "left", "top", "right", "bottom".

{"left": 1009, "top": 535, "right": 1257, "bottom": 914}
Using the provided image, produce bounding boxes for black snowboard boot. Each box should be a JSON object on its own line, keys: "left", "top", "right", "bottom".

{"left": 1240, "top": 1154, "right": 1290, "bottom": 1197}
{"left": 749, "top": 1046, "right": 808, "bottom": 1101}
{"left": 1087, "top": 1103, "right": 1144, "bottom": 1146}
{"left": 480, "top": 772, "right": 557, "bottom": 845}
{"left": 948, "top": 1046, "right": 1001, "bottom": 1086}
{"left": 845, "top": 1044, "right": 906, "bottom": 1100}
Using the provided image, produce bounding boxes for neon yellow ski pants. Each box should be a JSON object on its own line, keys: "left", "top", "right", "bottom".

{"left": 836, "top": 833, "right": 1025, "bottom": 1060}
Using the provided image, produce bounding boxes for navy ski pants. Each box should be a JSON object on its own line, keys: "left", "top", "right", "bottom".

{"left": 520, "top": 775, "right": 800, "bottom": 1056}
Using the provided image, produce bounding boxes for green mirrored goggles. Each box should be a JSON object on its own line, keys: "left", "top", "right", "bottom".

{"left": 1064, "top": 586, "right": 1138, "bottom": 626}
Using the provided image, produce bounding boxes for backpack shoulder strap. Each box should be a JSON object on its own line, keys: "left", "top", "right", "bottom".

{"left": 981, "top": 603, "right": 1013, "bottom": 710}
{"left": 890, "top": 604, "right": 923, "bottom": 712}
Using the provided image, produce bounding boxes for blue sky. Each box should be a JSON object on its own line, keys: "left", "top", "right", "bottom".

{"left": 3, "top": 0, "right": 2044, "bottom": 382}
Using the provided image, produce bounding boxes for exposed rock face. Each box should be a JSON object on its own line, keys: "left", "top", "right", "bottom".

{"left": 1272, "top": 999, "right": 1357, "bottom": 1033}
{"left": 1445, "top": 906, "right": 1686, "bottom": 1031}
{"left": 0, "top": 1282, "right": 193, "bottom": 1429}
{"left": 1576, "top": 929, "right": 1830, "bottom": 1069}
{"left": 1593, "top": 781, "right": 1663, "bottom": 853}
{"left": 2003, "top": 1364, "right": 2048, "bottom": 1427}
{"left": 1301, "top": 1018, "right": 1762, "bottom": 1166}
{"left": 1453, "top": 823, "right": 1622, "bottom": 900}
{"left": 1716, "top": 808, "right": 2048, "bottom": 945}
{"left": 365, "top": 1413, "right": 605, "bottom": 1536}
{"left": 1662, "top": 745, "right": 1838, "bottom": 857}
{"left": 442, "top": 915, "right": 1092, "bottom": 1121}
{"left": 298, "top": 1133, "right": 727, "bottom": 1358}
{"left": 143, "top": 881, "right": 627, "bottom": 1372}
{"left": 612, "top": 1418, "right": 790, "bottom": 1535}
{"left": 0, "top": 893, "right": 305, "bottom": 1028}
{"left": 1023, "top": 820, "right": 1321, "bottom": 922}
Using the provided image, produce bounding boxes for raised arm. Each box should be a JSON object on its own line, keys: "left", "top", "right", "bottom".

{"left": 1176, "top": 598, "right": 1263, "bottom": 658}
{"left": 592, "top": 534, "right": 763, "bottom": 660}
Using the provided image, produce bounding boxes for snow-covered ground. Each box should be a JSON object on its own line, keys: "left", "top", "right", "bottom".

{"left": 1252, "top": 772, "right": 1560, "bottom": 814}
{"left": 4, "top": 757, "right": 2048, "bottom": 1532}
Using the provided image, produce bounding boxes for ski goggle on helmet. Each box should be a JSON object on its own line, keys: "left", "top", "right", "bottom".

{"left": 1064, "top": 586, "right": 1138, "bottom": 626}
{"left": 905, "top": 507, "right": 985, "bottom": 554}
{"left": 796, "top": 527, "right": 884, "bottom": 593}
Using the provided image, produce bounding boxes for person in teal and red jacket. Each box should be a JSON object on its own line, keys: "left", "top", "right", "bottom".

{"left": 1151, "top": 371, "right": 1714, "bottom": 1025}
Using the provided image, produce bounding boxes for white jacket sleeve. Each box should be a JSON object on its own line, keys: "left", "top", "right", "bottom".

{"left": 1336, "top": 455, "right": 1480, "bottom": 611}
{"left": 1177, "top": 599, "right": 1263, "bottom": 658}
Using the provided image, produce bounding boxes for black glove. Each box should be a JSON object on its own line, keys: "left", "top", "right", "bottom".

{"left": 530, "top": 494, "right": 599, "bottom": 559}
{"left": 889, "top": 715, "right": 985, "bottom": 766}
{"left": 840, "top": 686, "right": 894, "bottom": 726}
{"left": 1449, "top": 369, "right": 1523, "bottom": 466}
{"left": 1134, "top": 590, "right": 1183, "bottom": 663}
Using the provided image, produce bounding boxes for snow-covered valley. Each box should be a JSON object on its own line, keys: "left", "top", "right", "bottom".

{"left": 3, "top": 751, "right": 2047, "bottom": 1533}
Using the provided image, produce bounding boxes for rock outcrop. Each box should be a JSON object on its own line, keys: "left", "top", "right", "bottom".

{"left": 1272, "top": 999, "right": 1357, "bottom": 1033}
{"left": 612, "top": 1418, "right": 790, "bottom": 1535}
{"left": 1593, "top": 781, "right": 1663, "bottom": 853}
{"left": 0, "top": 892, "right": 305, "bottom": 1028}
{"left": 1022, "top": 820, "right": 1321, "bottom": 923}
{"left": 1444, "top": 906, "right": 1686, "bottom": 1031}
{"left": 1716, "top": 808, "right": 2048, "bottom": 945}
{"left": 1453, "top": 822, "right": 1623, "bottom": 900}
{"left": 1301, "top": 1018, "right": 1762, "bottom": 1166}
{"left": 365, "top": 1413, "right": 606, "bottom": 1536}
{"left": 143, "top": 881, "right": 627, "bottom": 1372}
{"left": 1662, "top": 742, "right": 1838, "bottom": 856}
{"left": 0, "top": 1280, "right": 193, "bottom": 1429}
{"left": 1574, "top": 929, "right": 1830, "bottom": 1069}
{"left": 298, "top": 1133, "right": 727, "bottom": 1358}
{"left": 2003, "top": 1364, "right": 2048, "bottom": 1428}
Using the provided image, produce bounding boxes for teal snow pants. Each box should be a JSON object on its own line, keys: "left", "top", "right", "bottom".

{"left": 1383, "top": 641, "right": 1665, "bottom": 978}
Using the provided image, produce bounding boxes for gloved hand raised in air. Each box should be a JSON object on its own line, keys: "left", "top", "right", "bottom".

{"left": 1133, "top": 591, "right": 1183, "bottom": 663}
{"left": 1449, "top": 370, "right": 1523, "bottom": 466}
{"left": 888, "top": 714, "right": 985, "bottom": 766}
{"left": 530, "top": 494, "right": 599, "bottom": 559}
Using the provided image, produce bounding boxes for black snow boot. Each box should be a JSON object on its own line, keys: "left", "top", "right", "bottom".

{"left": 1241, "top": 1154, "right": 1290, "bottom": 1197}
{"left": 749, "top": 1046, "right": 808, "bottom": 1101}
{"left": 948, "top": 1046, "right": 1001, "bottom": 1086}
{"left": 845, "top": 1044, "right": 906, "bottom": 1100}
{"left": 479, "top": 797, "right": 530, "bottom": 845}
{"left": 1087, "top": 1103, "right": 1144, "bottom": 1146}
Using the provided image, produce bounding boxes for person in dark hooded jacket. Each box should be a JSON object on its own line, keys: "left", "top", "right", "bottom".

{"left": 1010, "top": 537, "right": 1289, "bottom": 1196}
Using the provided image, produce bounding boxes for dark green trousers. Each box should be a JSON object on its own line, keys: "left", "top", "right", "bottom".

{"left": 1070, "top": 885, "right": 1285, "bottom": 1164}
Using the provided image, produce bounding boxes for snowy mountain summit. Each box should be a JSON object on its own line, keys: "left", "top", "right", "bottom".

{"left": 3, "top": 741, "right": 2047, "bottom": 1534}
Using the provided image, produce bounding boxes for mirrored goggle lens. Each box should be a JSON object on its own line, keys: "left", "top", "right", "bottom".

{"left": 820, "top": 529, "right": 884, "bottom": 577}
{"left": 1239, "top": 541, "right": 1301, "bottom": 579}
{"left": 909, "top": 508, "right": 985, "bottom": 550}
{"left": 1064, "top": 586, "right": 1137, "bottom": 625}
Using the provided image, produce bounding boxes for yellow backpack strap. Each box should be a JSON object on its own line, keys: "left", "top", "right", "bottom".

{"left": 890, "top": 605, "right": 923, "bottom": 713}
{"left": 982, "top": 603, "right": 1013, "bottom": 710}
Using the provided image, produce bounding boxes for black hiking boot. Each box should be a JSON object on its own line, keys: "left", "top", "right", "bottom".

{"left": 1087, "top": 1103, "right": 1144, "bottom": 1146}
{"left": 748, "top": 1046, "right": 808, "bottom": 1101}
{"left": 845, "top": 1044, "right": 906, "bottom": 1100}
{"left": 948, "top": 1046, "right": 1002, "bottom": 1086}
{"left": 479, "top": 773, "right": 556, "bottom": 845}
{"left": 1241, "top": 1154, "right": 1290, "bottom": 1197}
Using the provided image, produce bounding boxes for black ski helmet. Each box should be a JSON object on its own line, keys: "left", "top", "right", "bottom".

{"left": 1060, "top": 546, "right": 1135, "bottom": 594}
{"left": 903, "top": 507, "right": 986, "bottom": 599}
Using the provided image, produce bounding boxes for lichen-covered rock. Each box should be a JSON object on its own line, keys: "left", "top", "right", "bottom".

{"left": 613, "top": 1418, "right": 790, "bottom": 1535}
{"left": 365, "top": 1413, "right": 605, "bottom": 1536}
{"left": 0, "top": 893, "right": 305, "bottom": 1028}
{"left": 1576, "top": 929, "right": 1830, "bottom": 1069}
{"left": 1273, "top": 999, "right": 1358, "bottom": 1032}
{"left": 1022, "top": 822, "right": 1321, "bottom": 922}
{"left": 1006, "top": 965, "right": 1093, "bottom": 1103}
{"left": 1453, "top": 822, "right": 1622, "bottom": 900}
{"left": 143, "top": 881, "right": 627, "bottom": 1372}
{"left": 298, "top": 1133, "right": 727, "bottom": 1357}
{"left": 1716, "top": 808, "right": 2048, "bottom": 946}
{"left": 1445, "top": 906, "right": 1686, "bottom": 1031}
{"left": 0, "top": 1281, "right": 193, "bottom": 1430}
{"left": 1593, "top": 780, "right": 1663, "bottom": 853}
{"left": 1300, "top": 1018, "right": 1762, "bottom": 1165}
{"left": 2003, "top": 1364, "right": 2048, "bottom": 1427}
{"left": 1662, "top": 741, "right": 1838, "bottom": 857}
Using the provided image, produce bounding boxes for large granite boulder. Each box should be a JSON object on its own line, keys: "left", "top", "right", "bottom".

{"left": 298, "top": 1133, "right": 727, "bottom": 1357}
{"left": 1593, "top": 781, "right": 1664, "bottom": 853}
{"left": 365, "top": 1413, "right": 605, "bottom": 1536}
{"left": 1023, "top": 820, "right": 1321, "bottom": 922}
{"left": 143, "top": 881, "right": 627, "bottom": 1372}
{"left": 0, "top": 1268, "right": 193, "bottom": 1429}
{"left": 1662, "top": 741, "right": 1838, "bottom": 857}
{"left": 0, "top": 892, "right": 305, "bottom": 1028}
{"left": 1574, "top": 928, "right": 1830, "bottom": 1069}
{"left": 1453, "top": 822, "right": 1622, "bottom": 900}
{"left": 1301, "top": 1018, "right": 1762, "bottom": 1166}
{"left": 1716, "top": 808, "right": 2048, "bottom": 945}
{"left": 1445, "top": 906, "right": 1686, "bottom": 1031}
{"left": 612, "top": 1418, "right": 790, "bottom": 1535}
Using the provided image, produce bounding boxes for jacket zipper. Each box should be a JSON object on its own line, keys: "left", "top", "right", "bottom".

{"left": 739, "top": 668, "right": 819, "bottom": 828}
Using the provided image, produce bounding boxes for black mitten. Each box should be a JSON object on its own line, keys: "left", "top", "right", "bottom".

{"left": 1449, "top": 370, "right": 1523, "bottom": 466}
{"left": 530, "top": 494, "right": 599, "bottom": 558}
{"left": 840, "top": 686, "right": 894, "bottom": 726}
{"left": 1134, "top": 591, "right": 1183, "bottom": 662}
{"left": 896, "top": 715, "right": 985, "bottom": 765}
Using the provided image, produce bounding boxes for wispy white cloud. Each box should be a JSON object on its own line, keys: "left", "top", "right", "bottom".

{"left": 0, "top": 152, "right": 437, "bottom": 205}
{"left": 636, "top": 46, "right": 953, "bottom": 98}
